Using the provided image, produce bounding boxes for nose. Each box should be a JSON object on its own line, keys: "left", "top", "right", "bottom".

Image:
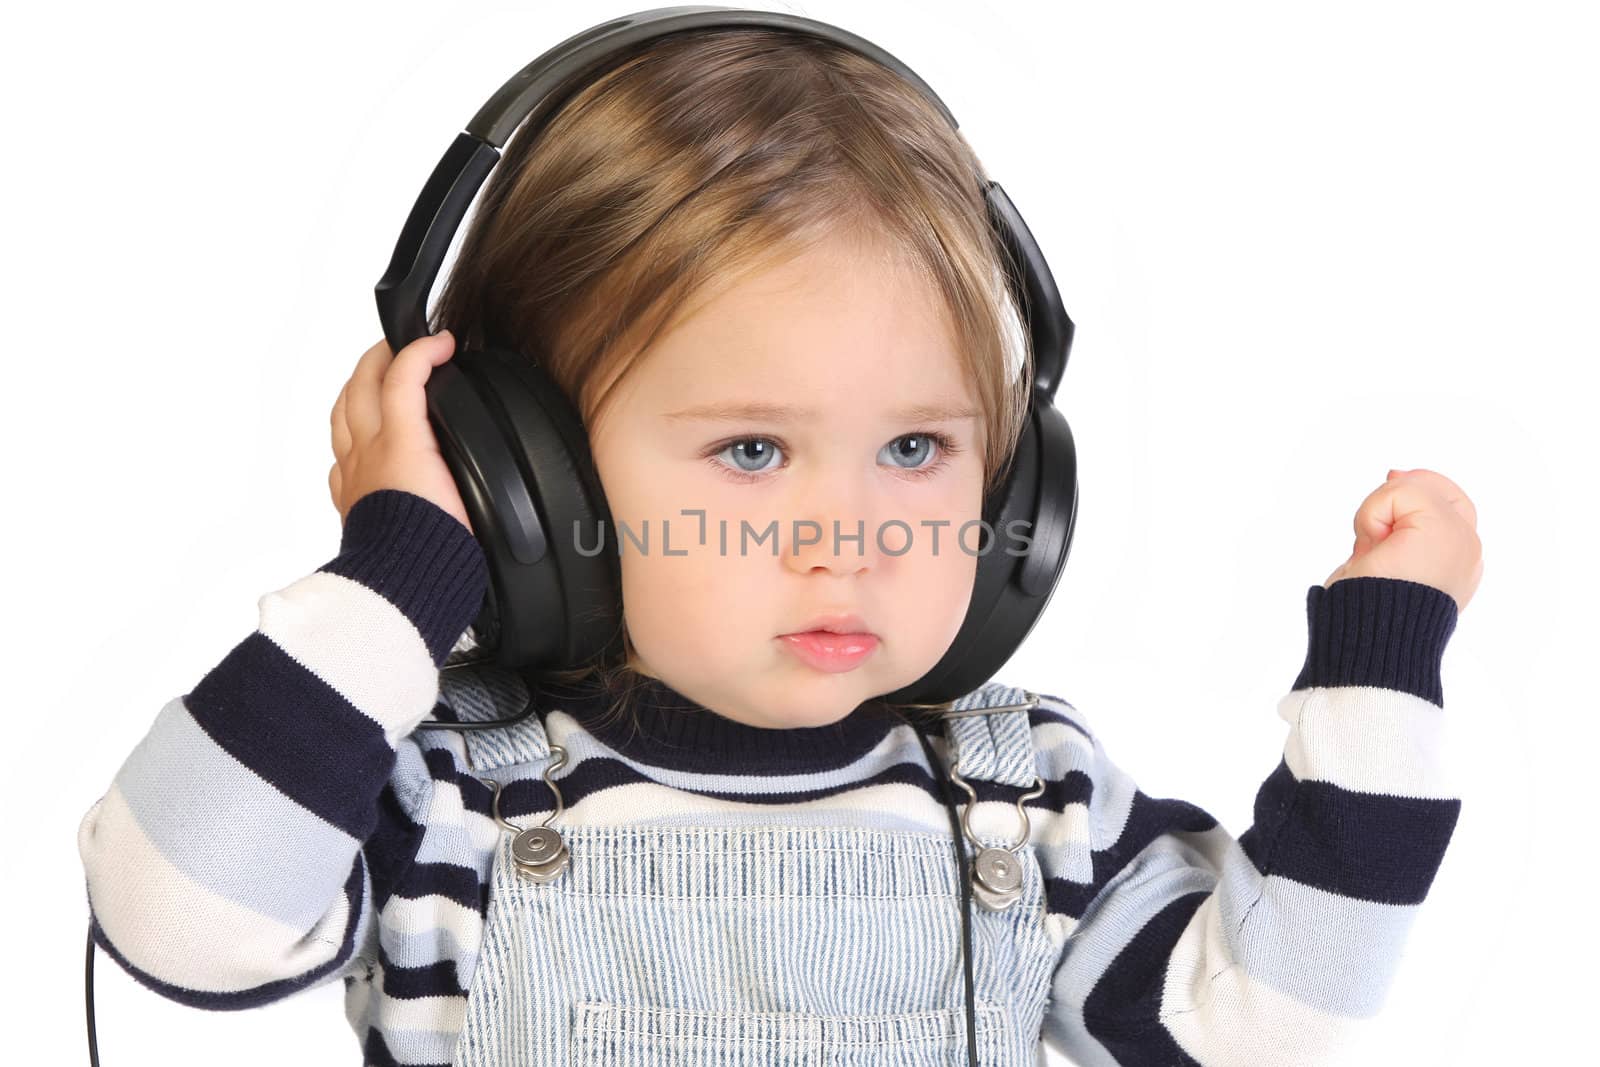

{"left": 779, "top": 484, "right": 884, "bottom": 578}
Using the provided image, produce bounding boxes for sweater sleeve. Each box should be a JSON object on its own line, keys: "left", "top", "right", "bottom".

{"left": 1037, "top": 575, "right": 1462, "bottom": 1066}
{"left": 76, "top": 489, "right": 488, "bottom": 1010}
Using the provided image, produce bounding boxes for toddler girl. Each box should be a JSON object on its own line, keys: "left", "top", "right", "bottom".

{"left": 77, "top": 15, "right": 1481, "bottom": 1067}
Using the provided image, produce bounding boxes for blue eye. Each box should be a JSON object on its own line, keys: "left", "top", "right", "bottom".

{"left": 704, "top": 432, "right": 962, "bottom": 484}
{"left": 716, "top": 437, "right": 784, "bottom": 475}
{"left": 881, "top": 434, "right": 942, "bottom": 471}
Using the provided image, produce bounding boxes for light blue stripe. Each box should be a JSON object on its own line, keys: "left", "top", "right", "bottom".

{"left": 1232, "top": 873, "right": 1422, "bottom": 1018}
{"left": 114, "top": 695, "right": 361, "bottom": 930}
{"left": 409, "top": 814, "right": 492, "bottom": 871}
{"left": 380, "top": 915, "right": 479, "bottom": 978}
{"left": 377, "top": 1023, "right": 467, "bottom": 1065}
{"left": 1033, "top": 837, "right": 1096, "bottom": 885}
{"left": 505, "top": 718, "right": 943, "bottom": 796}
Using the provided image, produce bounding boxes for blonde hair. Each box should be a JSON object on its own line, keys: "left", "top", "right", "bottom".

{"left": 431, "top": 27, "right": 1034, "bottom": 734}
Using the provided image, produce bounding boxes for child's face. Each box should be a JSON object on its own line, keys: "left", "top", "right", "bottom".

{"left": 587, "top": 230, "right": 987, "bottom": 730}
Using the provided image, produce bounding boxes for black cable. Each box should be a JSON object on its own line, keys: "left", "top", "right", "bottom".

{"left": 413, "top": 662, "right": 539, "bottom": 732}
{"left": 86, "top": 924, "right": 99, "bottom": 1067}
{"left": 915, "top": 725, "right": 979, "bottom": 1067}
{"left": 412, "top": 697, "right": 539, "bottom": 731}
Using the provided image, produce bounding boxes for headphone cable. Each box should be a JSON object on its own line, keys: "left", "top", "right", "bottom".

{"left": 85, "top": 924, "right": 99, "bottom": 1067}
{"left": 915, "top": 724, "right": 980, "bottom": 1067}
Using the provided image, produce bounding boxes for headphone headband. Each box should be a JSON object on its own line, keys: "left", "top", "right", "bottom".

{"left": 468, "top": 5, "right": 958, "bottom": 145}
{"left": 375, "top": 3, "right": 1071, "bottom": 399}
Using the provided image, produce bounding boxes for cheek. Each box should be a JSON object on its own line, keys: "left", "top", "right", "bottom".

{"left": 893, "top": 484, "right": 983, "bottom": 640}
{"left": 617, "top": 544, "right": 743, "bottom": 656}
{"left": 916, "top": 535, "right": 979, "bottom": 623}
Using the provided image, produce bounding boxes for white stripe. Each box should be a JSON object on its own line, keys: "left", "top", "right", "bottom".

{"left": 1030, "top": 800, "right": 1090, "bottom": 852}
{"left": 371, "top": 986, "right": 468, "bottom": 1035}
{"left": 1277, "top": 686, "right": 1456, "bottom": 799}
{"left": 257, "top": 571, "right": 441, "bottom": 745}
{"left": 1042, "top": 911, "right": 1082, "bottom": 948}
{"left": 78, "top": 784, "right": 355, "bottom": 992}
{"left": 412, "top": 777, "right": 505, "bottom": 870}
{"left": 381, "top": 892, "right": 485, "bottom": 960}
{"left": 1159, "top": 944, "right": 1367, "bottom": 1065}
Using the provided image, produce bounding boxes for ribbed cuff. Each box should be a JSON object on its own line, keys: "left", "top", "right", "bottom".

{"left": 323, "top": 489, "right": 488, "bottom": 667}
{"left": 1291, "top": 576, "right": 1458, "bottom": 708}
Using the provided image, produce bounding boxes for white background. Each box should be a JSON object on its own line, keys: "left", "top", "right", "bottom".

{"left": 7, "top": 0, "right": 1594, "bottom": 1063}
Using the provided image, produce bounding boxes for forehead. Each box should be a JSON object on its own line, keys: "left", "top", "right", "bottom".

{"left": 631, "top": 234, "right": 974, "bottom": 412}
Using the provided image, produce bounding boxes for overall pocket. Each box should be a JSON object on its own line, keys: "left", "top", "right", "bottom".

{"left": 571, "top": 997, "right": 1011, "bottom": 1066}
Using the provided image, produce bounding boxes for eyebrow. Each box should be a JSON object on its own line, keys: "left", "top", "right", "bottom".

{"left": 662, "top": 400, "right": 979, "bottom": 423}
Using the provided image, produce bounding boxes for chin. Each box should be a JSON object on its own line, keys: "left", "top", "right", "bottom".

{"left": 782, "top": 705, "right": 860, "bottom": 729}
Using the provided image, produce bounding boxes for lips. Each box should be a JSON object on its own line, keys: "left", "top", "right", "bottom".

{"left": 778, "top": 630, "right": 879, "bottom": 673}
{"left": 785, "top": 612, "right": 873, "bottom": 638}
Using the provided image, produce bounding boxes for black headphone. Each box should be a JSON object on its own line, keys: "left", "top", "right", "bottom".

{"left": 379, "top": 3, "right": 1079, "bottom": 705}
{"left": 83, "top": 8, "right": 1079, "bottom": 1066}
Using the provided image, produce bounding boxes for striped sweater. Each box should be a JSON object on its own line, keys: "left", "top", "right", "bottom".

{"left": 77, "top": 488, "right": 1462, "bottom": 1065}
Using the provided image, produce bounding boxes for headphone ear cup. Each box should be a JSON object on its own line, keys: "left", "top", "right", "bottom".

{"left": 423, "top": 344, "right": 625, "bottom": 672}
{"left": 881, "top": 399, "right": 1078, "bottom": 706}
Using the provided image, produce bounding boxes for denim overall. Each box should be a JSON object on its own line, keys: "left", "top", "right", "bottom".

{"left": 446, "top": 678, "right": 1057, "bottom": 1066}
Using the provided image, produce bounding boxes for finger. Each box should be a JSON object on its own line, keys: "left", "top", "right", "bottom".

{"left": 347, "top": 337, "right": 394, "bottom": 443}
{"left": 331, "top": 381, "right": 353, "bottom": 459}
{"left": 381, "top": 330, "right": 454, "bottom": 432}
{"left": 1353, "top": 481, "right": 1403, "bottom": 544}
{"left": 1398, "top": 468, "right": 1478, "bottom": 530}
{"left": 1445, "top": 490, "right": 1477, "bottom": 530}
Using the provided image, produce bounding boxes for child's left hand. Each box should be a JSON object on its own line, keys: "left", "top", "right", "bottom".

{"left": 1323, "top": 468, "right": 1483, "bottom": 615}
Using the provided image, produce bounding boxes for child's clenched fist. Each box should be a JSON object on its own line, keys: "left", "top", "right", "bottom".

{"left": 1323, "top": 468, "right": 1483, "bottom": 614}
{"left": 328, "top": 331, "right": 474, "bottom": 535}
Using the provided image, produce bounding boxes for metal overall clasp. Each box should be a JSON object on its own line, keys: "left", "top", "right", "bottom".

{"left": 943, "top": 694, "right": 1046, "bottom": 912}
{"left": 947, "top": 762, "right": 1045, "bottom": 911}
{"left": 478, "top": 745, "right": 571, "bottom": 884}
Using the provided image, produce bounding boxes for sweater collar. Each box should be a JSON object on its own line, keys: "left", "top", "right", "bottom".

{"left": 535, "top": 672, "right": 910, "bottom": 775}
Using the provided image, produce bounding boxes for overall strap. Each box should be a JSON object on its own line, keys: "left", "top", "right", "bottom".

{"left": 939, "top": 683, "right": 1042, "bottom": 789}
{"left": 437, "top": 663, "right": 556, "bottom": 773}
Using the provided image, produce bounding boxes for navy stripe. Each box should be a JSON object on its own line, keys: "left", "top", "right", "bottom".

{"left": 1041, "top": 788, "right": 1219, "bottom": 921}
{"left": 1044, "top": 875, "right": 1103, "bottom": 923}
{"left": 1293, "top": 576, "right": 1457, "bottom": 708}
{"left": 1082, "top": 889, "right": 1209, "bottom": 1065}
{"left": 376, "top": 942, "right": 467, "bottom": 998}
{"left": 1239, "top": 759, "right": 1462, "bottom": 905}
{"left": 423, "top": 744, "right": 462, "bottom": 783}
{"left": 366, "top": 782, "right": 429, "bottom": 911}
{"left": 401, "top": 860, "right": 483, "bottom": 912}
{"left": 186, "top": 632, "right": 396, "bottom": 841}
{"left": 324, "top": 489, "right": 488, "bottom": 667}
{"left": 1031, "top": 768, "right": 1094, "bottom": 821}
{"left": 88, "top": 854, "right": 367, "bottom": 1011}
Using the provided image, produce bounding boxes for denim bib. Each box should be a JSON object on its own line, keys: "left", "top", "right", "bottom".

{"left": 446, "top": 678, "right": 1056, "bottom": 1066}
